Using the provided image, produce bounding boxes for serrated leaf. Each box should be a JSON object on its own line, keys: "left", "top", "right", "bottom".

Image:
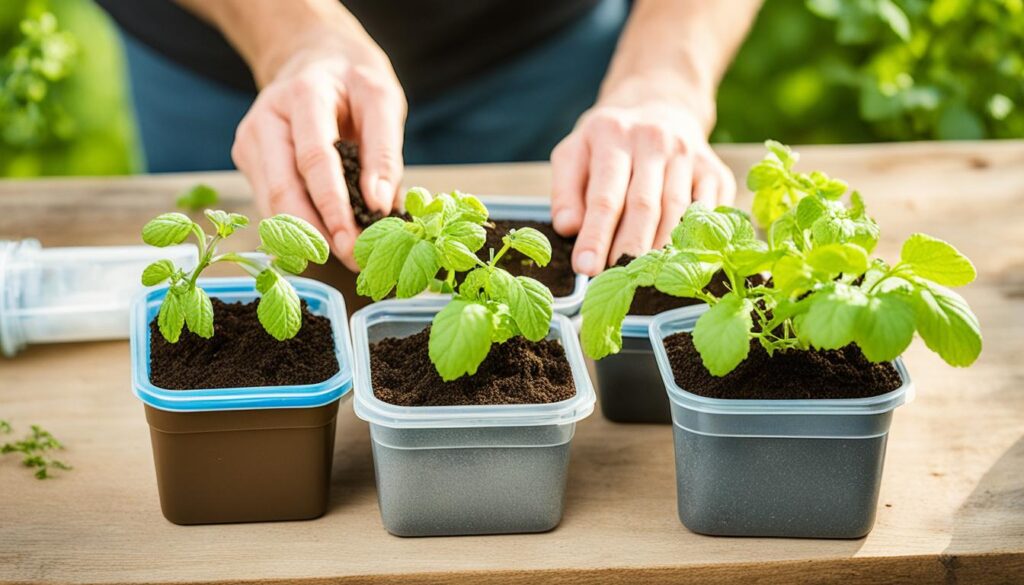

{"left": 854, "top": 292, "right": 915, "bottom": 362}
{"left": 489, "top": 270, "right": 552, "bottom": 341}
{"left": 797, "top": 284, "right": 867, "bottom": 350}
{"left": 356, "top": 228, "right": 419, "bottom": 301}
{"left": 256, "top": 270, "right": 302, "bottom": 340}
{"left": 204, "top": 209, "right": 249, "bottom": 238}
{"left": 452, "top": 191, "right": 489, "bottom": 223}
{"left": 901, "top": 233, "right": 976, "bottom": 287}
{"left": 766, "top": 140, "right": 797, "bottom": 168}
{"left": 579, "top": 267, "right": 637, "bottom": 359}
{"left": 677, "top": 203, "right": 747, "bottom": 251}
{"left": 772, "top": 253, "right": 814, "bottom": 295}
{"left": 458, "top": 267, "right": 490, "bottom": 300}
{"left": 654, "top": 258, "right": 717, "bottom": 298}
{"left": 404, "top": 187, "right": 432, "bottom": 217}
{"left": 752, "top": 185, "right": 789, "bottom": 230}
{"left": 353, "top": 217, "right": 404, "bottom": 270}
{"left": 183, "top": 286, "right": 214, "bottom": 338}
{"left": 259, "top": 214, "right": 329, "bottom": 264}
{"left": 506, "top": 227, "right": 552, "bottom": 266}
{"left": 625, "top": 249, "right": 669, "bottom": 287}
{"left": 157, "top": 289, "right": 186, "bottom": 343}
{"left": 397, "top": 240, "right": 441, "bottom": 298}
{"left": 796, "top": 196, "right": 827, "bottom": 229}
{"left": 176, "top": 184, "right": 218, "bottom": 211}
{"left": 692, "top": 294, "right": 753, "bottom": 376}
{"left": 429, "top": 300, "right": 494, "bottom": 381}
{"left": 442, "top": 221, "right": 486, "bottom": 251}
{"left": 273, "top": 255, "right": 308, "bottom": 275}
{"left": 913, "top": 283, "right": 982, "bottom": 367}
{"left": 142, "top": 213, "right": 194, "bottom": 247}
{"left": 141, "top": 260, "right": 175, "bottom": 286}
{"left": 746, "top": 160, "right": 782, "bottom": 191}
{"left": 437, "top": 237, "right": 480, "bottom": 272}
{"left": 807, "top": 243, "right": 869, "bottom": 276}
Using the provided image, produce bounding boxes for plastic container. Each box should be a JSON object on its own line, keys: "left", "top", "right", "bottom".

{"left": 130, "top": 277, "right": 353, "bottom": 525}
{"left": 649, "top": 307, "right": 914, "bottom": 538}
{"left": 351, "top": 300, "right": 596, "bottom": 537}
{"left": 0, "top": 239, "right": 197, "bottom": 357}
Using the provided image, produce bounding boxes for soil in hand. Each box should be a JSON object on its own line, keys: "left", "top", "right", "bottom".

{"left": 665, "top": 332, "right": 902, "bottom": 400}
{"left": 150, "top": 299, "right": 339, "bottom": 390}
{"left": 484, "top": 219, "right": 576, "bottom": 297}
{"left": 615, "top": 255, "right": 767, "bottom": 316}
{"left": 336, "top": 140, "right": 389, "bottom": 228}
{"left": 370, "top": 327, "right": 576, "bottom": 406}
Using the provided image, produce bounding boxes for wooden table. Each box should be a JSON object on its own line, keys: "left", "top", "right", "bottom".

{"left": 2, "top": 142, "right": 1023, "bottom": 584}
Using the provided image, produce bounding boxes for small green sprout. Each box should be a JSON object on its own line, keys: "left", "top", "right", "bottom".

{"left": 176, "top": 184, "right": 219, "bottom": 211}
{"left": 141, "top": 209, "right": 330, "bottom": 342}
{"left": 1, "top": 421, "right": 71, "bottom": 480}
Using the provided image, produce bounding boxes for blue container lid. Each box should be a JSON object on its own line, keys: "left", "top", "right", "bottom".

{"left": 130, "top": 277, "right": 353, "bottom": 412}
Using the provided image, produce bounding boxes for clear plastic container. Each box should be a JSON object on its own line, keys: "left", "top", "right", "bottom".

{"left": 130, "top": 277, "right": 353, "bottom": 524}
{"left": 350, "top": 299, "right": 596, "bottom": 536}
{"left": 649, "top": 307, "right": 914, "bottom": 538}
{"left": 423, "top": 196, "right": 588, "bottom": 316}
{"left": 0, "top": 239, "right": 197, "bottom": 357}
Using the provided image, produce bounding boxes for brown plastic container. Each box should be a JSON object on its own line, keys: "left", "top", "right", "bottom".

{"left": 144, "top": 402, "right": 339, "bottom": 525}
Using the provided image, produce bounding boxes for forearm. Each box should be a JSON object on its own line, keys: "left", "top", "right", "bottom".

{"left": 599, "top": 0, "right": 763, "bottom": 132}
{"left": 173, "top": 0, "right": 381, "bottom": 86}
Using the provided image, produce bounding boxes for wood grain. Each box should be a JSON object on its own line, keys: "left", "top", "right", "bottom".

{"left": 1, "top": 142, "right": 1023, "bottom": 584}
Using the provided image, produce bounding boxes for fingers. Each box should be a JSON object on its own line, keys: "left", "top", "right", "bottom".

{"left": 572, "top": 135, "right": 632, "bottom": 276}
{"left": 349, "top": 67, "right": 405, "bottom": 215}
{"left": 609, "top": 128, "right": 668, "bottom": 262}
{"left": 550, "top": 135, "right": 588, "bottom": 236}
{"left": 289, "top": 79, "right": 359, "bottom": 260}
{"left": 692, "top": 151, "right": 738, "bottom": 208}
{"left": 655, "top": 154, "right": 694, "bottom": 249}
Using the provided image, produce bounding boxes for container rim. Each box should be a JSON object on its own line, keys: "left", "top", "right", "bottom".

{"left": 648, "top": 306, "right": 915, "bottom": 416}
{"left": 130, "top": 277, "right": 353, "bottom": 412}
{"left": 350, "top": 299, "right": 596, "bottom": 429}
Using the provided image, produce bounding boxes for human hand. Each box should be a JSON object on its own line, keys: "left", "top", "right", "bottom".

{"left": 550, "top": 101, "right": 736, "bottom": 276}
{"left": 231, "top": 25, "right": 406, "bottom": 271}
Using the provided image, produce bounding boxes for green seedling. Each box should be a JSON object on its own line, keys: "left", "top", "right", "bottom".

{"left": 355, "top": 188, "right": 555, "bottom": 381}
{"left": 1, "top": 421, "right": 71, "bottom": 480}
{"left": 141, "top": 209, "right": 329, "bottom": 342}
{"left": 747, "top": 140, "right": 850, "bottom": 229}
{"left": 581, "top": 142, "right": 981, "bottom": 377}
{"left": 176, "top": 183, "right": 219, "bottom": 211}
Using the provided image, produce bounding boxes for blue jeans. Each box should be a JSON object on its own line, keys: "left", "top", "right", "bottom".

{"left": 121, "top": 0, "right": 628, "bottom": 172}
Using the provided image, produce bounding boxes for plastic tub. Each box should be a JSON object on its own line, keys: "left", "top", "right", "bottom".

{"left": 130, "top": 277, "right": 353, "bottom": 525}
{"left": 649, "top": 307, "right": 914, "bottom": 538}
{"left": 0, "top": 239, "right": 197, "bottom": 356}
{"left": 351, "top": 300, "right": 596, "bottom": 537}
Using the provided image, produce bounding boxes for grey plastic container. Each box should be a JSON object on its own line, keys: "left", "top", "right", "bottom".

{"left": 649, "top": 307, "right": 914, "bottom": 538}
{"left": 351, "top": 300, "right": 596, "bottom": 537}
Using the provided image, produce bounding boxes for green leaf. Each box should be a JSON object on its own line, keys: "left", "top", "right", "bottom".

{"left": 625, "top": 250, "right": 669, "bottom": 287}
{"left": 437, "top": 237, "right": 480, "bottom": 272}
{"left": 441, "top": 221, "right": 486, "bottom": 251}
{"left": 141, "top": 260, "right": 175, "bottom": 286}
{"left": 176, "top": 184, "right": 218, "bottom": 211}
{"left": 256, "top": 270, "right": 302, "bottom": 340}
{"left": 259, "top": 214, "right": 330, "bottom": 264}
{"left": 765, "top": 140, "right": 797, "bottom": 168}
{"left": 900, "top": 233, "right": 976, "bottom": 287}
{"left": 505, "top": 227, "right": 552, "bottom": 266}
{"left": 353, "top": 217, "right": 404, "bottom": 270}
{"left": 157, "top": 289, "right": 186, "bottom": 343}
{"left": 458, "top": 267, "right": 490, "bottom": 300}
{"left": 746, "top": 160, "right": 782, "bottom": 191}
{"left": 692, "top": 293, "right": 753, "bottom": 376}
{"left": 142, "top": 213, "right": 194, "bottom": 247}
{"left": 182, "top": 286, "right": 214, "bottom": 339}
{"left": 912, "top": 283, "right": 982, "bottom": 367}
{"left": 654, "top": 258, "right": 717, "bottom": 298}
{"left": 772, "top": 253, "right": 815, "bottom": 296}
{"left": 273, "top": 255, "right": 308, "bottom": 275}
{"left": 797, "top": 284, "right": 867, "bottom": 350}
{"left": 752, "top": 185, "right": 789, "bottom": 230}
{"left": 807, "top": 243, "right": 869, "bottom": 276}
{"left": 676, "top": 203, "right": 749, "bottom": 251}
{"left": 796, "top": 195, "right": 827, "bottom": 229}
{"left": 203, "top": 209, "right": 249, "bottom": 238}
{"left": 451, "top": 191, "right": 489, "bottom": 224}
{"left": 396, "top": 240, "right": 441, "bottom": 298}
{"left": 356, "top": 228, "right": 419, "bottom": 301}
{"left": 429, "top": 300, "right": 494, "bottom": 381}
{"left": 579, "top": 267, "right": 637, "bottom": 359}
{"left": 854, "top": 292, "right": 915, "bottom": 362}
{"left": 490, "top": 271, "right": 553, "bottom": 341}
{"left": 877, "top": 0, "right": 911, "bottom": 41}
{"left": 404, "top": 187, "right": 432, "bottom": 217}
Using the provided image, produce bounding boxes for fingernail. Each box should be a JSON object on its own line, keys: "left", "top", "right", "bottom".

{"left": 576, "top": 250, "right": 598, "bottom": 275}
{"left": 553, "top": 209, "right": 576, "bottom": 233}
{"left": 376, "top": 179, "right": 393, "bottom": 211}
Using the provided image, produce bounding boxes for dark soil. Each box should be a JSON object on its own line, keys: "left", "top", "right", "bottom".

{"left": 149, "top": 299, "right": 339, "bottom": 390}
{"left": 664, "top": 332, "right": 902, "bottom": 400}
{"left": 370, "top": 327, "right": 576, "bottom": 406}
{"left": 483, "top": 220, "right": 576, "bottom": 297}
{"left": 614, "top": 255, "right": 766, "bottom": 316}
{"left": 336, "top": 140, "right": 390, "bottom": 228}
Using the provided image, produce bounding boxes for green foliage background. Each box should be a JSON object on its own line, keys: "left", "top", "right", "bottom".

{"left": 0, "top": 0, "right": 1021, "bottom": 178}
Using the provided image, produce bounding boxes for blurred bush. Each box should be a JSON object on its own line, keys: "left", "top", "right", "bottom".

{"left": 0, "top": 0, "right": 138, "bottom": 177}
{"left": 0, "top": 0, "right": 1021, "bottom": 178}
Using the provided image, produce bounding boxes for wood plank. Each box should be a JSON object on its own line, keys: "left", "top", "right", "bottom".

{"left": 1, "top": 142, "right": 1022, "bottom": 584}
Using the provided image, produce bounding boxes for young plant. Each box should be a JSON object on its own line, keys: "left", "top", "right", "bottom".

{"left": 747, "top": 140, "right": 850, "bottom": 229}
{"left": 2, "top": 421, "right": 71, "bottom": 480}
{"left": 354, "top": 188, "right": 555, "bottom": 380}
{"left": 581, "top": 143, "right": 981, "bottom": 377}
{"left": 176, "top": 183, "right": 219, "bottom": 211}
{"left": 141, "top": 209, "right": 329, "bottom": 342}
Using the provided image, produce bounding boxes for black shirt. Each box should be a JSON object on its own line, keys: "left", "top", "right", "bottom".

{"left": 96, "top": 0, "right": 600, "bottom": 102}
